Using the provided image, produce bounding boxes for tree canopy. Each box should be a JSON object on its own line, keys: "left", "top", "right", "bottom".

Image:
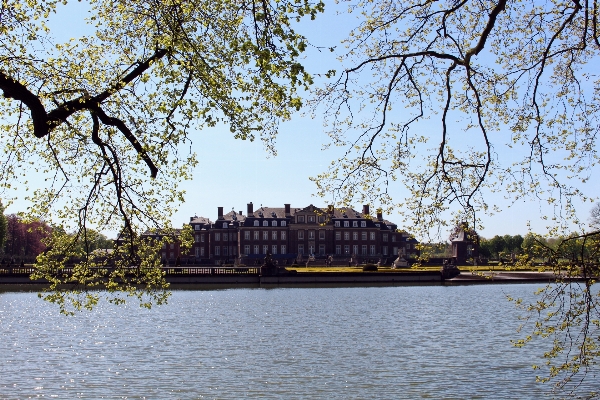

{"left": 0, "top": 0, "right": 323, "bottom": 311}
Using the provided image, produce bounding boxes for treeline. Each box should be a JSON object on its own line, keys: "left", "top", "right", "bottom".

{"left": 0, "top": 205, "right": 113, "bottom": 261}
{"left": 424, "top": 232, "right": 599, "bottom": 262}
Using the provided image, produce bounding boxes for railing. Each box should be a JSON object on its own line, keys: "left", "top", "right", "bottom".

{"left": 0, "top": 266, "right": 261, "bottom": 276}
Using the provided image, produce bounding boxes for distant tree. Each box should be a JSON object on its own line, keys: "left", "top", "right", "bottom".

{"left": 591, "top": 203, "right": 600, "bottom": 229}
{"left": 4, "top": 215, "right": 51, "bottom": 258}
{"left": 489, "top": 236, "right": 507, "bottom": 260}
{"left": 0, "top": 202, "right": 6, "bottom": 254}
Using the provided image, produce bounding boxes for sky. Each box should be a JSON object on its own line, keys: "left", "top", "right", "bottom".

{"left": 4, "top": 1, "right": 600, "bottom": 241}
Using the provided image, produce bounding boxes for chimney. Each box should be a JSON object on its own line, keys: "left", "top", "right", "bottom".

{"left": 218, "top": 206, "right": 223, "bottom": 220}
{"left": 239, "top": 210, "right": 242, "bottom": 215}
{"left": 190, "top": 217, "right": 194, "bottom": 222}
{"left": 284, "top": 203, "right": 291, "bottom": 215}
{"left": 377, "top": 208, "right": 383, "bottom": 221}
{"left": 362, "top": 204, "right": 370, "bottom": 216}
{"left": 328, "top": 204, "right": 334, "bottom": 215}
{"left": 247, "top": 202, "right": 253, "bottom": 215}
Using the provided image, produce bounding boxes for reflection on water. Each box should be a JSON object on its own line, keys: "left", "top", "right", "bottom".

{"left": 0, "top": 285, "right": 584, "bottom": 398}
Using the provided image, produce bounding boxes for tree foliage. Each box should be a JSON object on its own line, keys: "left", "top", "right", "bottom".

{"left": 0, "top": 0, "right": 323, "bottom": 310}
{"left": 3, "top": 214, "right": 51, "bottom": 258}
{"left": 307, "top": 0, "right": 600, "bottom": 395}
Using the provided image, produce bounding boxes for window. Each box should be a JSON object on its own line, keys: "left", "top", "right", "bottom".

{"left": 370, "top": 245, "right": 376, "bottom": 255}
{"left": 361, "top": 232, "right": 367, "bottom": 240}
{"left": 318, "top": 215, "right": 325, "bottom": 223}
{"left": 298, "top": 244, "right": 304, "bottom": 254}
{"left": 309, "top": 245, "right": 315, "bottom": 254}
{"left": 393, "top": 247, "right": 398, "bottom": 255}
{"left": 223, "top": 246, "right": 228, "bottom": 256}
{"left": 223, "top": 233, "right": 228, "bottom": 242}
{"left": 263, "top": 231, "right": 268, "bottom": 240}
{"left": 344, "top": 245, "right": 350, "bottom": 254}
{"left": 253, "top": 231, "right": 259, "bottom": 240}
{"left": 353, "top": 221, "right": 358, "bottom": 227}
{"left": 298, "top": 216, "right": 305, "bottom": 223}
{"left": 195, "top": 247, "right": 200, "bottom": 257}
{"left": 200, "top": 247, "right": 205, "bottom": 257}
{"left": 201, "top": 234, "right": 205, "bottom": 242}
{"left": 215, "top": 246, "right": 220, "bottom": 256}
{"left": 272, "top": 231, "right": 278, "bottom": 240}
{"left": 194, "top": 225, "right": 200, "bottom": 230}
{"left": 272, "top": 245, "right": 277, "bottom": 254}
{"left": 263, "top": 220, "right": 268, "bottom": 226}
{"left": 263, "top": 245, "right": 268, "bottom": 254}
{"left": 352, "top": 245, "right": 358, "bottom": 255}
{"left": 222, "top": 222, "right": 227, "bottom": 228}
{"left": 344, "top": 232, "right": 349, "bottom": 240}
{"left": 308, "top": 230, "right": 315, "bottom": 239}
{"left": 281, "top": 245, "right": 286, "bottom": 254}
{"left": 281, "top": 221, "right": 287, "bottom": 227}
{"left": 362, "top": 245, "right": 367, "bottom": 255}
{"left": 195, "top": 235, "right": 199, "bottom": 243}
{"left": 361, "top": 221, "right": 366, "bottom": 227}
{"left": 244, "top": 231, "right": 250, "bottom": 240}
{"left": 281, "top": 231, "right": 286, "bottom": 240}
{"left": 335, "top": 232, "right": 341, "bottom": 240}
{"left": 215, "top": 233, "right": 220, "bottom": 241}
{"left": 308, "top": 215, "right": 315, "bottom": 222}
{"left": 383, "top": 233, "right": 388, "bottom": 242}
{"left": 244, "top": 245, "right": 250, "bottom": 254}
{"left": 335, "top": 221, "right": 340, "bottom": 227}
{"left": 319, "top": 245, "right": 326, "bottom": 255}
{"left": 344, "top": 221, "right": 349, "bottom": 227}
{"left": 298, "top": 230, "right": 304, "bottom": 240}
{"left": 353, "top": 232, "right": 358, "bottom": 240}
{"left": 383, "top": 246, "right": 388, "bottom": 255}
{"left": 392, "top": 235, "right": 396, "bottom": 242}
{"left": 170, "top": 243, "right": 174, "bottom": 249}
{"left": 254, "top": 220, "right": 259, "bottom": 226}
{"left": 319, "top": 230, "right": 325, "bottom": 240}
{"left": 370, "top": 232, "right": 376, "bottom": 240}
{"left": 162, "top": 242, "right": 166, "bottom": 249}
{"left": 254, "top": 245, "right": 259, "bottom": 254}
{"left": 272, "top": 220, "right": 277, "bottom": 226}
{"left": 336, "top": 245, "right": 341, "bottom": 255}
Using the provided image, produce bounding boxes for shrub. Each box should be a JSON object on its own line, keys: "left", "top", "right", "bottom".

{"left": 363, "top": 264, "right": 378, "bottom": 271}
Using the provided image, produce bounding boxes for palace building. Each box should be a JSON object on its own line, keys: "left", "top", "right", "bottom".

{"left": 161, "top": 203, "right": 419, "bottom": 265}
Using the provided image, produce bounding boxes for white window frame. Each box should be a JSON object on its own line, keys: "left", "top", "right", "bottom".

{"left": 272, "top": 245, "right": 277, "bottom": 254}
{"left": 281, "top": 221, "right": 287, "bottom": 227}
{"left": 308, "top": 230, "right": 315, "bottom": 239}
{"left": 335, "top": 232, "right": 341, "bottom": 240}
{"left": 335, "top": 221, "right": 340, "bottom": 227}
{"left": 263, "top": 220, "right": 268, "bottom": 226}
{"left": 336, "top": 245, "right": 341, "bottom": 255}
{"left": 370, "top": 245, "right": 376, "bottom": 255}
{"left": 281, "top": 231, "right": 287, "bottom": 240}
{"left": 370, "top": 232, "right": 376, "bottom": 240}
{"left": 263, "top": 231, "right": 268, "bottom": 240}
{"left": 215, "top": 233, "right": 220, "bottom": 241}
{"left": 263, "top": 245, "right": 269, "bottom": 254}
{"left": 254, "top": 245, "right": 259, "bottom": 254}
{"left": 298, "top": 230, "right": 304, "bottom": 240}
{"left": 215, "top": 246, "right": 220, "bottom": 256}
{"left": 353, "top": 232, "right": 358, "bottom": 240}
{"left": 272, "top": 220, "right": 277, "bottom": 226}
{"left": 319, "top": 230, "right": 325, "bottom": 240}
{"left": 244, "top": 245, "right": 250, "bottom": 254}
{"left": 272, "top": 231, "right": 278, "bottom": 240}
{"left": 344, "top": 232, "right": 349, "bottom": 240}
{"left": 254, "top": 231, "right": 259, "bottom": 240}
{"left": 353, "top": 221, "right": 358, "bottom": 227}
{"left": 281, "top": 245, "right": 287, "bottom": 254}
{"left": 244, "top": 231, "right": 250, "bottom": 240}
{"left": 344, "top": 221, "right": 349, "bottom": 227}
{"left": 362, "top": 232, "right": 367, "bottom": 240}
{"left": 254, "top": 220, "right": 259, "bottom": 226}
{"left": 194, "top": 225, "right": 200, "bottom": 230}
{"left": 361, "top": 221, "right": 366, "bottom": 227}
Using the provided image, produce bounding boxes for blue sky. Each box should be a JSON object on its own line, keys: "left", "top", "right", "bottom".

{"left": 4, "top": 1, "right": 600, "bottom": 241}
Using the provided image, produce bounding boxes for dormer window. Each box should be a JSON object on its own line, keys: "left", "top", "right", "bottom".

{"left": 298, "top": 216, "right": 305, "bottom": 223}
{"left": 223, "top": 222, "right": 228, "bottom": 228}
{"left": 344, "top": 221, "right": 349, "bottom": 227}
{"left": 361, "top": 221, "right": 366, "bottom": 227}
{"left": 263, "top": 221, "right": 268, "bottom": 226}
{"left": 353, "top": 221, "right": 358, "bottom": 227}
{"left": 308, "top": 215, "right": 315, "bottom": 223}
{"left": 335, "top": 221, "right": 340, "bottom": 227}
{"left": 194, "top": 225, "right": 200, "bottom": 230}
{"left": 272, "top": 220, "right": 277, "bottom": 226}
{"left": 254, "top": 220, "right": 259, "bottom": 226}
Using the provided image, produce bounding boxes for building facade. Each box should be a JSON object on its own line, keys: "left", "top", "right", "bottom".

{"left": 159, "top": 202, "right": 419, "bottom": 265}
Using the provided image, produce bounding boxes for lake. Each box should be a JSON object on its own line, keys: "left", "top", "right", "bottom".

{"left": 0, "top": 284, "right": 592, "bottom": 398}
